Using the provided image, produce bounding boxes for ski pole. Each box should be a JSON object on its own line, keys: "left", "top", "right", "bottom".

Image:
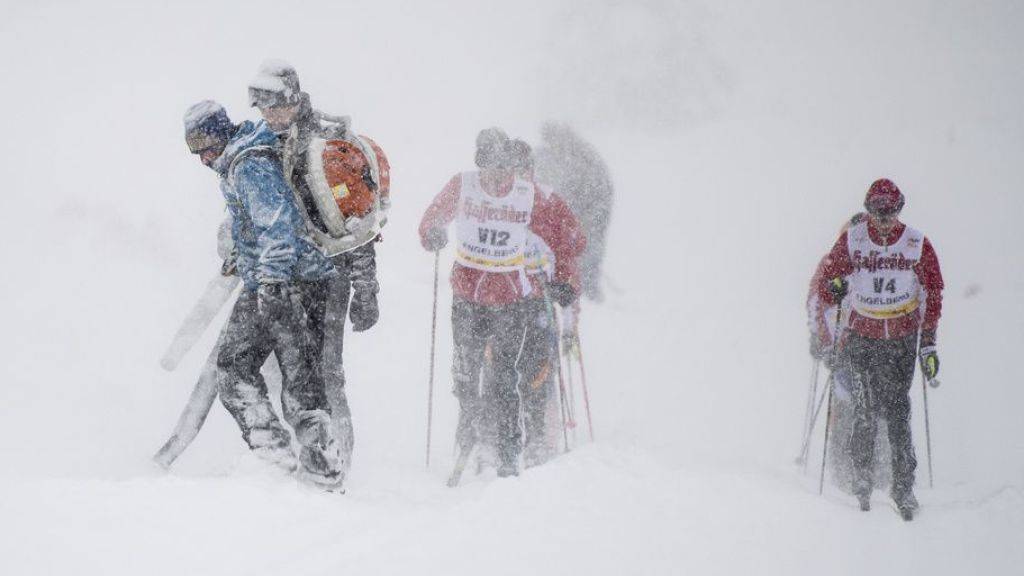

{"left": 798, "top": 376, "right": 830, "bottom": 471}
{"left": 920, "top": 371, "right": 934, "bottom": 488}
{"left": 819, "top": 304, "right": 844, "bottom": 495}
{"left": 540, "top": 284, "right": 572, "bottom": 452}
{"left": 574, "top": 332, "right": 595, "bottom": 442}
{"left": 818, "top": 382, "right": 835, "bottom": 495}
{"left": 564, "top": 345, "right": 578, "bottom": 434}
{"left": 798, "top": 359, "right": 820, "bottom": 462}
{"left": 545, "top": 293, "right": 571, "bottom": 453}
{"left": 559, "top": 305, "right": 577, "bottom": 433}
{"left": 554, "top": 339, "right": 571, "bottom": 452}
{"left": 425, "top": 250, "right": 440, "bottom": 468}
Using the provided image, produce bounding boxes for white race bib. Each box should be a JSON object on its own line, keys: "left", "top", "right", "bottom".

{"left": 454, "top": 173, "right": 535, "bottom": 273}
{"left": 846, "top": 222, "right": 924, "bottom": 319}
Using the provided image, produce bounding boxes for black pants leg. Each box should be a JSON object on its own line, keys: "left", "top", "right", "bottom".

{"left": 487, "top": 302, "right": 529, "bottom": 467}
{"left": 848, "top": 333, "right": 918, "bottom": 496}
{"left": 451, "top": 299, "right": 490, "bottom": 452}
{"left": 880, "top": 338, "right": 918, "bottom": 496}
{"left": 220, "top": 281, "right": 340, "bottom": 478}
{"left": 321, "top": 271, "right": 354, "bottom": 473}
{"left": 273, "top": 284, "right": 326, "bottom": 418}
{"left": 274, "top": 280, "right": 342, "bottom": 478}
{"left": 216, "top": 289, "right": 293, "bottom": 461}
{"left": 451, "top": 299, "right": 529, "bottom": 467}
{"left": 518, "top": 298, "right": 554, "bottom": 460}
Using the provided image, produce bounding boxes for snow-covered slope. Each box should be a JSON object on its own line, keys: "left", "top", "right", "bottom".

{"left": 1, "top": 1, "right": 1022, "bottom": 574}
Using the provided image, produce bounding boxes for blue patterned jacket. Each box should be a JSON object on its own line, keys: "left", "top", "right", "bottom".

{"left": 213, "top": 120, "right": 335, "bottom": 290}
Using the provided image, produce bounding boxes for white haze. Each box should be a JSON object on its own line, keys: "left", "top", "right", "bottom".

{"left": 0, "top": 0, "right": 1022, "bottom": 574}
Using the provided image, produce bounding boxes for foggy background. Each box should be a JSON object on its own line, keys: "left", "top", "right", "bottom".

{"left": 1, "top": 0, "right": 1022, "bottom": 574}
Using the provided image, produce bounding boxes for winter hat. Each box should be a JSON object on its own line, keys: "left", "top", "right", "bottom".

{"left": 510, "top": 139, "right": 533, "bottom": 174}
{"left": 864, "top": 178, "right": 904, "bottom": 216}
{"left": 184, "top": 100, "right": 235, "bottom": 153}
{"left": 248, "top": 59, "right": 302, "bottom": 108}
{"left": 475, "top": 127, "right": 510, "bottom": 169}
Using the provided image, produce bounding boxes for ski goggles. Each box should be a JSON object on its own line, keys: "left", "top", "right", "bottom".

{"left": 864, "top": 196, "right": 903, "bottom": 217}
{"left": 248, "top": 86, "right": 298, "bottom": 109}
{"left": 186, "top": 132, "right": 227, "bottom": 155}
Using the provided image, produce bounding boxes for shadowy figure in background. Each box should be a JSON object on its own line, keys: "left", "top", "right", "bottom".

{"left": 534, "top": 122, "right": 613, "bottom": 302}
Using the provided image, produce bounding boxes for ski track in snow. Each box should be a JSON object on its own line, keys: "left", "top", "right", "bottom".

{"left": 2, "top": 443, "right": 1022, "bottom": 576}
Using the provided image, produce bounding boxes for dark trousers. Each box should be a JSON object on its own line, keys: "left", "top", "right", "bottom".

{"left": 217, "top": 280, "right": 338, "bottom": 476}
{"left": 451, "top": 298, "right": 529, "bottom": 466}
{"left": 518, "top": 298, "right": 555, "bottom": 456}
{"left": 322, "top": 262, "right": 354, "bottom": 473}
{"left": 846, "top": 333, "right": 918, "bottom": 496}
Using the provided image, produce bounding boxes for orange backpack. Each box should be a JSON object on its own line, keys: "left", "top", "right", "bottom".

{"left": 301, "top": 130, "right": 391, "bottom": 255}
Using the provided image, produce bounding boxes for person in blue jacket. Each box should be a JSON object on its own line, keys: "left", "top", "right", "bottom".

{"left": 184, "top": 100, "right": 344, "bottom": 490}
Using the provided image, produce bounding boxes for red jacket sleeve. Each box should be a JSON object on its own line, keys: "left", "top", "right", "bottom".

{"left": 818, "top": 231, "right": 854, "bottom": 307}
{"left": 418, "top": 174, "right": 461, "bottom": 250}
{"left": 530, "top": 188, "right": 584, "bottom": 291}
{"left": 807, "top": 255, "right": 826, "bottom": 312}
{"left": 915, "top": 237, "right": 944, "bottom": 332}
{"left": 808, "top": 255, "right": 830, "bottom": 343}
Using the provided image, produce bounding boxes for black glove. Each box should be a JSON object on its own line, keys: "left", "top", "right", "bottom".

{"left": 828, "top": 277, "right": 849, "bottom": 302}
{"left": 349, "top": 291, "right": 379, "bottom": 332}
{"left": 424, "top": 227, "right": 448, "bottom": 252}
{"left": 257, "top": 282, "right": 296, "bottom": 322}
{"left": 547, "top": 282, "right": 577, "bottom": 308}
{"left": 221, "top": 249, "right": 238, "bottom": 277}
{"left": 919, "top": 330, "right": 939, "bottom": 380}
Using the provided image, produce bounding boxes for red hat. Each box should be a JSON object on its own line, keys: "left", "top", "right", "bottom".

{"left": 864, "top": 178, "right": 904, "bottom": 215}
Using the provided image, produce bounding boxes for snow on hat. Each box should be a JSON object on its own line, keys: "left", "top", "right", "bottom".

{"left": 248, "top": 59, "right": 302, "bottom": 108}
{"left": 864, "top": 178, "right": 905, "bottom": 215}
{"left": 184, "top": 100, "right": 235, "bottom": 153}
{"left": 510, "top": 138, "right": 533, "bottom": 173}
{"left": 475, "top": 127, "right": 510, "bottom": 168}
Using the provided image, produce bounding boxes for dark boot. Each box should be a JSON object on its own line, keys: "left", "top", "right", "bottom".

{"left": 892, "top": 488, "right": 919, "bottom": 520}
{"left": 294, "top": 411, "right": 344, "bottom": 491}
{"left": 497, "top": 461, "right": 519, "bottom": 478}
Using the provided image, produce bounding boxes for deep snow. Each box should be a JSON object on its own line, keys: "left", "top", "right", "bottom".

{"left": 1, "top": 1, "right": 1023, "bottom": 575}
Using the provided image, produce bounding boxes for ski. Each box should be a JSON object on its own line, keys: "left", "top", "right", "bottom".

{"left": 160, "top": 273, "right": 240, "bottom": 372}
{"left": 153, "top": 335, "right": 224, "bottom": 469}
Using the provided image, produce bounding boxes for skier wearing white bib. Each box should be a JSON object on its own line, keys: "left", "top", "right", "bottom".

{"left": 419, "top": 128, "right": 582, "bottom": 478}
{"left": 817, "top": 179, "right": 944, "bottom": 519}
